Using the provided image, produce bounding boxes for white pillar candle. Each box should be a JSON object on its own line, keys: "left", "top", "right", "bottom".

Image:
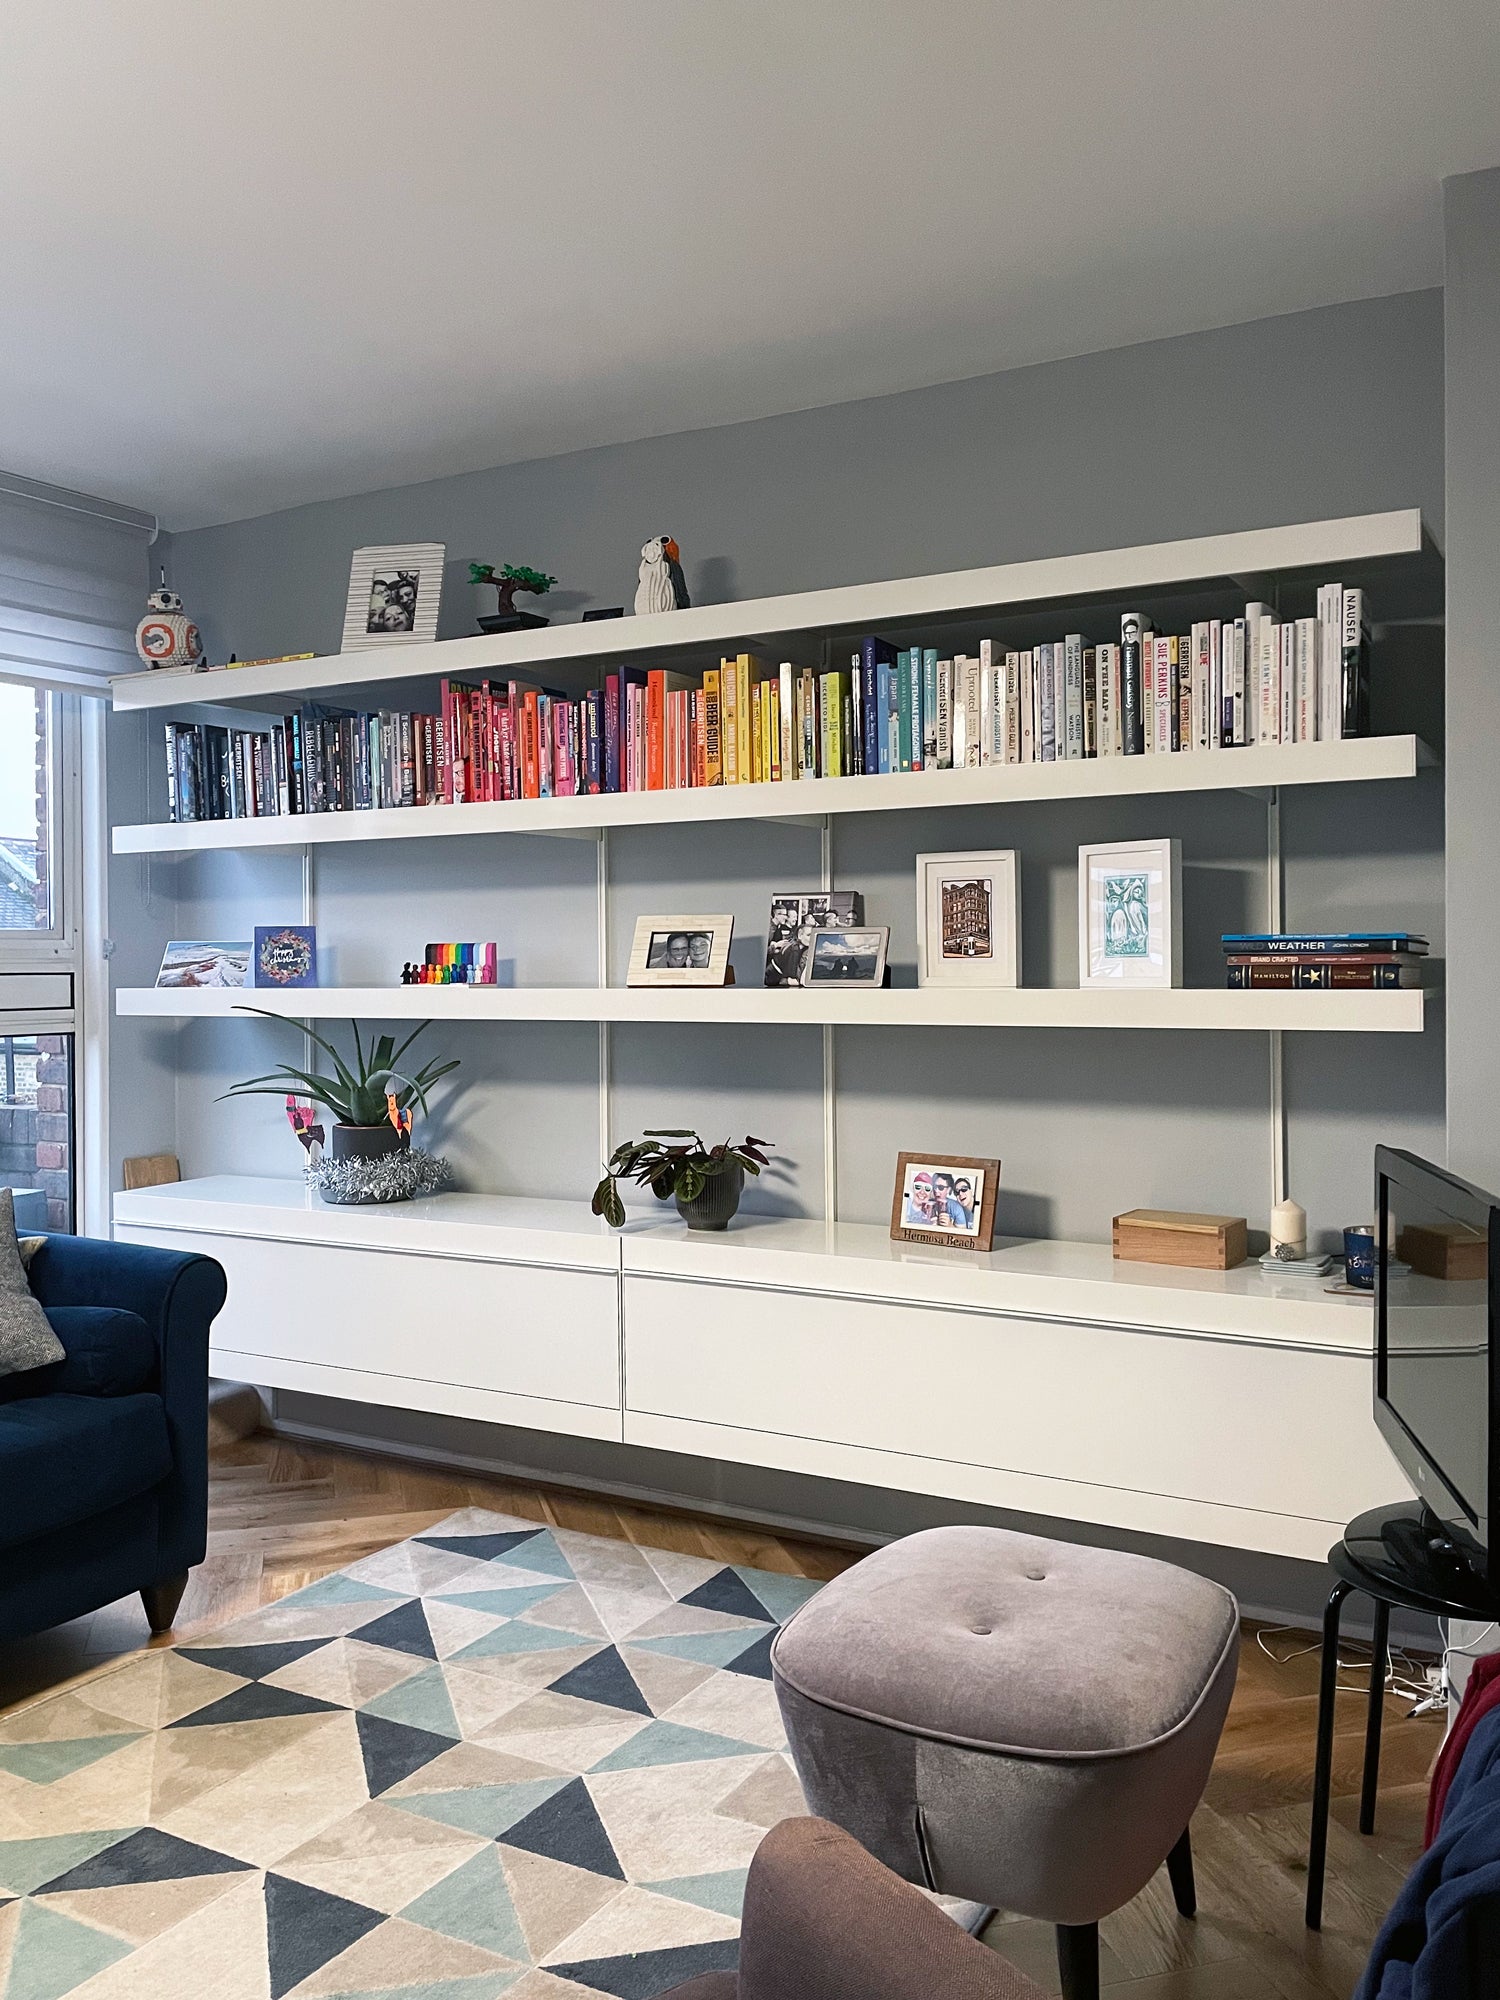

{"left": 1270, "top": 1197, "right": 1307, "bottom": 1260}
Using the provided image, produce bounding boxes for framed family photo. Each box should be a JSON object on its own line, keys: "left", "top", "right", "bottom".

{"left": 341, "top": 542, "right": 445, "bottom": 651}
{"left": 916, "top": 850, "right": 1020, "bottom": 988}
{"left": 763, "top": 891, "right": 863, "bottom": 987}
{"left": 801, "top": 925, "right": 888, "bottom": 986}
{"left": 627, "top": 915, "right": 734, "bottom": 986}
{"left": 890, "top": 1152, "right": 1000, "bottom": 1251}
{"left": 1077, "top": 838, "right": 1181, "bottom": 989}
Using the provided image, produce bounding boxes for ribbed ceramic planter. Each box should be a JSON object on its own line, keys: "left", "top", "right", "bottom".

{"left": 674, "top": 1161, "right": 744, "bottom": 1232}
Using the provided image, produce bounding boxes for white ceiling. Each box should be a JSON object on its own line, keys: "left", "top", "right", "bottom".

{"left": 4, "top": 1, "right": 1500, "bottom": 531}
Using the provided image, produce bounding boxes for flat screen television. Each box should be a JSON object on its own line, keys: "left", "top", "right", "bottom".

{"left": 1375, "top": 1146, "right": 1500, "bottom": 1582}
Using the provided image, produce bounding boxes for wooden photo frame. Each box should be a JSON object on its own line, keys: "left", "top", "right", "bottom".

{"left": 916, "top": 849, "right": 1020, "bottom": 988}
{"left": 890, "top": 1152, "right": 1000, "bottom": 1252}
{"left": 341, "top": 542, "right": 445, "bottom": 651}
{"left": 627, "top": 914, "right": 735, "bottom": 986}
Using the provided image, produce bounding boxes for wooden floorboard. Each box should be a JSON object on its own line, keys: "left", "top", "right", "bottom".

{"left": 0, "top": 1430, "right": 1442, "bottom": 1993}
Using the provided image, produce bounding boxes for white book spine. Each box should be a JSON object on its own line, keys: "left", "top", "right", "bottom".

{"left": 1038, "top": 643, "right": 1056, "bottom": 762}
{"left": 1278, "top": 623, "right": 1295, "bottom": 744}
{"left": 934, "top": 661, "right": 953, "bottom": 769}
{"left": 1258, "top": 620, "right": 1279, "bottom": 745}
{"left": 1294, "top": 618, "right": 1316, "bottom": 743}
{"left": 1317, "top": 584, "right": 1341, "bottom": 741}
{"left": 1019, "top": 652, "right": 1036, "bottom": 763}
{"left": 978, "top": 640, "right": 995, "bottom": 766}
{"left": 1004, "top": 651, "right": 1021, "bottom": 764}
{"left": 779, "top": 662, "right": 795, "bottom": 779}
{"left": 1062, "top": 634, "right": 1084, "bottom": 759}
{"left": 961, "top": 658, "right": 983, "bottom": 768}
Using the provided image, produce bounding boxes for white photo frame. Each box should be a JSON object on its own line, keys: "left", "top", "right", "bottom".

{"left": 916, "top": 850, "right": 1020, "bottom": 988}
{"left": 1077, "top": 838, "right": 1182, "bottom": 989}
{"left": 627, "top": 915, "right": 735, "bottom": 986}
{"left": 342, "top": 543, "right": 445, "bottom": 651}
{"left": 800, "top": 925, "right": 889, "bottom": 987}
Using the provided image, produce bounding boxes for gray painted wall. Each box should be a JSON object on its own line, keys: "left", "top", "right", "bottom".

{"left": 147, "top": 288, "right": 1447, "bottom": 1243}
{"left": 1443, "top": 169, "right": 1500, "bottom": 1190}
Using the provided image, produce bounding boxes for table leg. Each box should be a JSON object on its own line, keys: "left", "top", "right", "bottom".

{"left": 1306, "top": 1578, "right": 1353, "bottom": 1931}
{"left": 1360, "top": 1598, "right": 1390, "bottom": 1837}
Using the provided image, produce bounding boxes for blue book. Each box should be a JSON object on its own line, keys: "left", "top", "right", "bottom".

{"left": 921, "top": 648, "right": 938, "bottom": 767}
{"left": 877, "top": 658, "right": 893, "bottom": 774}
{"left": 896, "top": 650, "right": 913, "bottom": 772}
{"left": 860, "top": 637, "right": 893, "bottom": 778}
{"left": 1222, "top": 932, "right": 1428, "bottom": 955}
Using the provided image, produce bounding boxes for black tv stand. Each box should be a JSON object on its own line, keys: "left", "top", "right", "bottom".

{"left": 1305, "top": 1500, "right": 1500, "bottom": 1930}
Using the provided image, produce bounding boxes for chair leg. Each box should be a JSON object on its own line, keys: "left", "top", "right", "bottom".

{"left": 1166, "top": 1826, "right": 1196, "bottom": 1918}
{"left": 1306, "top": 1577, "right": 1352, "bottom": 1930}
{"left": 141, "top": 1573, "right": 188, "bottom": 1634}
{"left": 1360, "top": 1599, "right": 1390, "bottom": 1837}
{"left": 1056, "top": 1923, "right": 1099, "bottom": 2000}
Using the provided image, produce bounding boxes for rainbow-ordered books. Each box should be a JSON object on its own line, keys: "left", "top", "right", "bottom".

{"left": 402, "top": 942, "right": 497, "bottom": 986}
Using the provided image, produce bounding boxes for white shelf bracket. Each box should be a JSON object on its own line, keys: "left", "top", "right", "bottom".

{"left": 1266, "top": 789, "right": 1288, "bottom": 1208}
{"left": 520, "top": 825, "right": 604, "bottom": 843}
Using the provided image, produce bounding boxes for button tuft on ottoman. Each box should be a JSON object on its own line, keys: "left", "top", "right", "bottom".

{"left": 772, "top": 1526, "right": 1238, "bottom": 1995}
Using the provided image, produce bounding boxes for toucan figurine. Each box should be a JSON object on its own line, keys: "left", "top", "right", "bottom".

{"left": 635, "top": 536, "right": 690, "bottom": 615}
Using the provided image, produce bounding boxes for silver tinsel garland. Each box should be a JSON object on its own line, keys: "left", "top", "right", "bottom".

{"left": 314, "top": 1148, "right": 449, "bottom": 1205}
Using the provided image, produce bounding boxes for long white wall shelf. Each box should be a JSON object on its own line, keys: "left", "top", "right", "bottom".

{"left": 115, "top": 983, "right": 1430, "bottom": 1033}
{"left": 109, "top": 507, "right": 1432, "bottom": 715}
{"left": 110, "top": 733, "right": 1432, "bottom": 857}
{"left": 113, "top": 1176, "right": 1402, "bottom": 1561}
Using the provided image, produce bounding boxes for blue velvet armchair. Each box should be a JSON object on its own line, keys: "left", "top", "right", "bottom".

{"left": 0, "top": 1232, "right": 227, "bottom": 1643}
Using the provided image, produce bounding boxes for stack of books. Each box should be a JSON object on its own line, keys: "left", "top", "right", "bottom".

{"left": 160, "top": 578, "right": 1375, "bottom": 823}
{"left": 1223, "top": 932, "right": 1429, "bottom": 989}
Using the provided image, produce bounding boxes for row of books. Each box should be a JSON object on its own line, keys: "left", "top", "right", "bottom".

{"left": 160, "top": 584, "right": 1372, "bottom": 820}
{"left": 1222, "top": 931, "right": 1428, "bottom": 990}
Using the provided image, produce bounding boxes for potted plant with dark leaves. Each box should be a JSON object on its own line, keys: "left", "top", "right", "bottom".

{"left": 225, "top": 1015, "right": 459, "bottom": 1202}
{"left": 592, "top": 1130, "right": 772, "bottom": 1232}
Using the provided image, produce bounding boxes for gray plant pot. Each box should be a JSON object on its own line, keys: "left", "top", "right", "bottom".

{"left": 330, "top": 1123, "right": 407, "bottom": 1165}
{"left": 674, "top": 1160, "right": 744, "bottom": 1232}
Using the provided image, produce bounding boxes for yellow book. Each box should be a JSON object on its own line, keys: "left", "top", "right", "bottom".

{"left": 734, "top": 653, "right": 777, "bottom": 785}
{"left": 750, "top": 681, "right": 764, "bottom": 784}
{"left": 702, "top": 668, "right": 722, "bottom": 785}
{"left": 768, "top": 684, "right": 781, "bottom": 782}
{"left": 823, "top": 668, "right": 848, "bottom": 776}
{"left": 720, "top": 657, "right": 739, "bottom": 784}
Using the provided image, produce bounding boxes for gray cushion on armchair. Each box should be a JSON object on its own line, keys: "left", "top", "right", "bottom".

{"left": 661, "top": 1816, "right": 1044, "bottom": 2000}
{"left": 0, "top": 1190, "right": 64, "bottom": 1376}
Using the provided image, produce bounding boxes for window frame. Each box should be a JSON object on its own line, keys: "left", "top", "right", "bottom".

{"left": 0, "top": 686, "right": 83, "bottom": 971}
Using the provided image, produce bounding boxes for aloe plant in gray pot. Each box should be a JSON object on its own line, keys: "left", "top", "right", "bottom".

{"left": 592, "top": 1131, "right": 773, "bottom": 1232}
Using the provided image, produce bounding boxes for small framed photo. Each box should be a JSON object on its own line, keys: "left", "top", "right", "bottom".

{"left": 891, "top": 1153, "right": 1000, "bottom": 1252}
{"left": 628, "top": 915, "right": 734, "bottom": 986}
{"left": 156, "top": 940, "right": 250, "bottom": 989}
{"left": 254, "top": 925, "right": 318, "bottom": 989}
{"left": 764, "top": 890, "right": 864, "bottom": 987}
{"left": 341, "top": 542, "right": 445, "bottom": 651}
{"left": 801, "top": 925, "right": 888, "bottom": 986}
{"left": 916, "top": 850, "right": 1020, "bottom": 988}
{"left": 1078, "top": 838, "right": 1182, "bottom": 989}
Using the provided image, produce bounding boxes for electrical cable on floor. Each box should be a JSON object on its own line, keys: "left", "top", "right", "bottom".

{"left": 1255, "top": 1623, "right": 1442, "bottom": 1710}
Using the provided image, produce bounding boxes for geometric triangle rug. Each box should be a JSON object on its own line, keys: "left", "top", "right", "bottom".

{"left": 0, "top": 1508, "right": 826, "bottom": 1998}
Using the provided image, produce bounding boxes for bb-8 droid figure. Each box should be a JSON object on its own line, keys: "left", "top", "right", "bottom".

{"left": 135, "top": 583, "right": 203, "bottom": 671}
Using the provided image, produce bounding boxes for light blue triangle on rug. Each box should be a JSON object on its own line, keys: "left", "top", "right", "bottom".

{"left": 447, "top": 1622, "right": 595, "bottom": 1661}
{"left": 588, "top": 1720, "right": 766, "bottom": 1774}
{"left": 490, "top": 1531, "right": 573, "bottom": 1581}
{"left": 0, "top": 1736, "right": 142, "bottom": 1786}
{"left": 648, "top": 1867, "right": 751, "bottom": 1919}
{"left": 359, "top": 1667, "right": 462, "bottom": 1741}
{"left": 330, "top": 1979, "right": 521, "bottom": 2000}
{"left": 0, "top": 1828, "right": 139, "bottom": 1898}
{"left": 282, "top": 1574, "right": 409, "bottom": 1609}
{"left": 401, "top": 1844, "right": 529, "bottom": 1961}
{"left": 4, "top": 1898, "right": 132, "bottom": 2000}
{"left": 629, "top": 1629, "right": 768, "bottom": 1668}
{"left": 733, "top": 1568, "right": 823, "bottom": 1623}
{"left": 429, "top": 1584, "right": 565, "bottom": 1618}
{"left": 388, "top": 1777, "right": 570, "bottom": 1840}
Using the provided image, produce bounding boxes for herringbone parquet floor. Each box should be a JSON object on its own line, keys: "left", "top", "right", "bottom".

{"left": 0, "top": 1431, "right": 1444, "bottom": 1997}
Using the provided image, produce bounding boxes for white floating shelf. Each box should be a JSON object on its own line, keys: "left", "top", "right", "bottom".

{"left": 110, "top": 734, "right": 1432, "bottom": 857}
{"left": 109, "top": 507, "right": 1432, "bottom": 716}
{"left": 115, "top": 983, "right": 1430, "bottom": 1033}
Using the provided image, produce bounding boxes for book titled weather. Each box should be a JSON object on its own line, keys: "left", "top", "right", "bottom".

{"left": 253, "top": 924, "right": 318, "bottom": 988}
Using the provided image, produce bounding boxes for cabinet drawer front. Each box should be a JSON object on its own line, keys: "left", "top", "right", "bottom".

{"left": 121, "top": 1226, "right": 620, "bottom": 1411}
{"left": 623, "top": 1275, "right": 1392, "bottom": 1523}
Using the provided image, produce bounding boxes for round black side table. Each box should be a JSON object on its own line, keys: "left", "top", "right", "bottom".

{"left": 1305, "top": 1500, "right": 1500, "bottom": 1930}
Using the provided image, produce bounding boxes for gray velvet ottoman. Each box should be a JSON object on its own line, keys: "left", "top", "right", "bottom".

{"left": 771, "top": 1525, "right": 1239, "bottom": 2000}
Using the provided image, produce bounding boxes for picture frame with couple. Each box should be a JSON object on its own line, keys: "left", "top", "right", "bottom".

{"left": 890, "top": 1152, "right": 1000, "bottom": 1252}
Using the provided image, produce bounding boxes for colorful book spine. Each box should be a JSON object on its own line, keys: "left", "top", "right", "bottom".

{"left": 1227, "top": 959, "right": 1421, "bottom": 989}
{"left": 1222, "top": 932, "right": 1427, "bottom": 955}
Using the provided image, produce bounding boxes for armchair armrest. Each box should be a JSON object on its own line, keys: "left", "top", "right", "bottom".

{"left": 26, "top": 1233, "right": 228, "bottom": 1576}
{"left": 736, "top": 1819, "right": 1045, "bottom": 2000}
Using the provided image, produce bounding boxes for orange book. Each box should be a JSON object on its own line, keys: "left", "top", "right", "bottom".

{"left": 520, "top": 690, "right": 541, "bottom": 799}
{"left": 647, "top": 671, "right": 694, "bottom": 790}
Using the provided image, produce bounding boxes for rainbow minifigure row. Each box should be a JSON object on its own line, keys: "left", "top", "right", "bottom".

{"left": 400, "top": 942, "right": 498, "bottom": 985}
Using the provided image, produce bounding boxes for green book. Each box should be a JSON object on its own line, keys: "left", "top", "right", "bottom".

{"left": 896, "top": 649, "right": 913, "bottom": 772}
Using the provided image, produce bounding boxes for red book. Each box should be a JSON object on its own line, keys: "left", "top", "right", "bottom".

{"left": 496, "top": 702, "right": 516, "bottom": 801}
{"left": 520, "top": 690, "right": 541, "bottom": 799}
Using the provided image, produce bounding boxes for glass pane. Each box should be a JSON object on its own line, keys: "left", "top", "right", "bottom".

{"left": 0, "top": 684, "right": 53, "bottom": 932}
{"left": 0, "top": 1033, "right": 72, "bottom": 1231}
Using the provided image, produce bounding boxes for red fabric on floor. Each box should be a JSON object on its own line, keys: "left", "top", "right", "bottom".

{"left": 1425, "top": 1648, "right": 1500, "bottom": 1847}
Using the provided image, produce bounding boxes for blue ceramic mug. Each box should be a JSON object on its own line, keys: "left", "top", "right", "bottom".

{"left": 1344, "top": 1225, "right": 1376, "bottom": 1290}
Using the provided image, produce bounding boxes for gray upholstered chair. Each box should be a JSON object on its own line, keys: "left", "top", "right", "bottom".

{"left": 771, "top": 1525, "right": 1239, "bottom": 2000}
{"left": 662, "top": 1815, "right": 1044, "bottom": 2000}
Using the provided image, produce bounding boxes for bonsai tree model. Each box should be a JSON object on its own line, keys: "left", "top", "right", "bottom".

{"left": 225, "top": 1015, "right": 458, "bottom": 1162}
{"left": 469, "top": 561, "right": 557, "bottom": 631}
{"left": 593, "top": 1130, "right": 772, "bottom": 1232}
